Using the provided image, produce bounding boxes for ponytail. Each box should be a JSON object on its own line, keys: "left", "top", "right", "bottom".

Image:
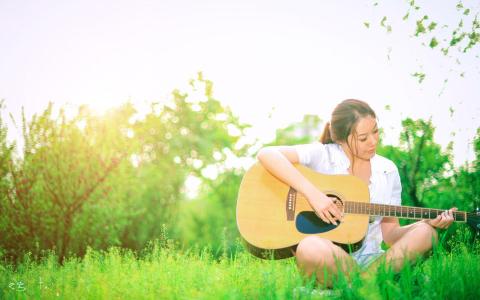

{"left": 320, "top": 122, "right": 334, "bottom": 144}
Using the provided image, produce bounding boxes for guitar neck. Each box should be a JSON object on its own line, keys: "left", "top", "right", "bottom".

{"left": 344, "top": 201, "right": 467, "bottom": 222}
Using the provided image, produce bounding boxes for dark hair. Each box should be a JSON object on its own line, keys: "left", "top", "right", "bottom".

{"left": 320, "top": 99, "right": 377, "bottom": 145}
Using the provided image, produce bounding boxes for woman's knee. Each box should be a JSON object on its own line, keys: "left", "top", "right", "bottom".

{"left": 295, "top": 236, "right": 335, "bottom": 264}
{"left": 411, "top": 222, "right": 438, "bottom": 245}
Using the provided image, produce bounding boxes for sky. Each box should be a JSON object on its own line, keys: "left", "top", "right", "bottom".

{"left": 1, "top": 0, "right": 479, "bottom": 167}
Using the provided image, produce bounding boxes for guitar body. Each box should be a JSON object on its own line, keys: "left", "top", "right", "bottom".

{"left": 236, "top": 163, "right": 370, "bottom": 259}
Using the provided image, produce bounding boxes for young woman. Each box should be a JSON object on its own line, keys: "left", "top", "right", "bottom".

{"left": 256, "top": 99, "right": 456, "bottom": 285}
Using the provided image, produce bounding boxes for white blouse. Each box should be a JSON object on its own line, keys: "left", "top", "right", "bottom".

{"left": 294, "top": 142, "right": 402, "bottom": 255}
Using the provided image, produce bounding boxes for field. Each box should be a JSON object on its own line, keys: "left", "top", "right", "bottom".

{"left": 2, "top": 233, "right": 479, "bottom": 300}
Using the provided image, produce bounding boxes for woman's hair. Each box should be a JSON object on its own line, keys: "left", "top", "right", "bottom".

{"left": 320, "top": 99, "right": 377, "bottom": 145}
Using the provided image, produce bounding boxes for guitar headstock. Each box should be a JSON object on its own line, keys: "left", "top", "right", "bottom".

{"left": 467, "top": 208, "right": 480, "bottom": 231}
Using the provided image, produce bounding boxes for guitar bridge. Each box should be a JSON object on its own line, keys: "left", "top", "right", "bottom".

{"left": 286, "top": 187, "right": 296, "bottom": 221}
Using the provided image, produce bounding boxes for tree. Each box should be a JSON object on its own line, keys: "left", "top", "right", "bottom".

{"left": 421, "top": 128, "right": 480, "bottom": 211}
{"left": 0, "top": 73, "right": 253, "bottom": 261}
{"left": 119, "top": 72, "right": 251, "bottom": 250}
{"left": 265, "top": 114, "right": 324, "bottom": 146}
{"left": 0, "top": 102, "right": 138, "bottom": 262}
{"left": 377, "top": 118, "right": 452, "bottom": 208}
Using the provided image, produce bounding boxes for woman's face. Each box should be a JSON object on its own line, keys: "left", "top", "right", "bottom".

{"left": 348, "top": 116, "right": 379, "bottom": 160}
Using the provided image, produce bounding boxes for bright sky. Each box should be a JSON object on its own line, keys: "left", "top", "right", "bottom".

{"left": 1, "top": 0, "right": 479, "bottom": 167}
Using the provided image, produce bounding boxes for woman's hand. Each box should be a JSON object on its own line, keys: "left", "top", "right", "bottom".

{"left": 307, "top": 190, "right": 343, "bottom": 225}
{"left": 426, "top": 207, "right": 457, "bottom": 229}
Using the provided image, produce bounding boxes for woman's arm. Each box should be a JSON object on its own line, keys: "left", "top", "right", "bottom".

{"left": 257, "top": 146, "right": 342, "bottom": 224}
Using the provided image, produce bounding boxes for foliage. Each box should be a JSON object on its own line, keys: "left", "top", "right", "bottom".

{"left": 0, "top": 73, "right": 252, "bottom": 262}
{"left": 265, "top": 114, "right": 323, "bottom": 146}
{"left": 0, "top": 101, "right": 138, "bottom": 263}
{"left": 377, "top": 118, "right": 453, "bottom": 208}
{"left": 368, "top": 1, "right": 479, "bottom": 84}
{"left": 121, "top": 73, "right": 251, "bottom": 251}
{"left": 375, "top": 0, "right": 480, "bottom": 56}
{"left": 177, "top": 171, "right": 244, "bottom": 257}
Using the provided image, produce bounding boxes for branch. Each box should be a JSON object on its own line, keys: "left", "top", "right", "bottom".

{"left": 69, "top": 153, "right": 126, "bottom": 215}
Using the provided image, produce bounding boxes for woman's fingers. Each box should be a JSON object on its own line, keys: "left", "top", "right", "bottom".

{"left": 322, "top": 207, "right": 337, "bottom": 225}
{"left": 428, "top": 214, "right": 442, "bottom": 227}
{"left": 433, "top": 210, "right": 455, "bottom": 229}
{"left": 326, "top": 213, "right": 337, "bottom": 225}
{"left": 437, "top": 210, "right": 448, "bottom": 228}
{"left": 316, "top": 206, "right": 341, "bottom": 225}
{"left": 328, "top": 206, "right": 342, "bottom": 223}
{"left": 316, "top": 211, "right": 331, "bottom": 224}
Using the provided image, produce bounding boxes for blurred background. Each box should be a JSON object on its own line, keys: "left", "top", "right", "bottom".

{"left": 1, "top": 0, "right": 479, "bottom": 262}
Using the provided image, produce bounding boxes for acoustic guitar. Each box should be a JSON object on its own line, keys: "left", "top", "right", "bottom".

{"left": 236, "top": 162, "right": 480, "bottom": 259}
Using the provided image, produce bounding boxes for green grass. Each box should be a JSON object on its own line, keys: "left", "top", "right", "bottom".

{"left": 1, "top": 238, "right": 479, "bottom": 300}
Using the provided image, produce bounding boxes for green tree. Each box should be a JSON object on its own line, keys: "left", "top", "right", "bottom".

{"left": 0, "top": 102, "right": 137, "bottom": 262}
{"left": 0, "top": 101, "right": 16, "bottom": 254}
{"left": 378, "top": 118, "right": 452, "bottom": 208}
{"left": 0, "top": 73, "right": 253, "bottom": 261}
{"left": 421, "top": 128, "right": 480, "bottom": 212}
{"left": 120, "top": 72, "right": 251, "bottom": 250}
{"left": 266, "top": 114, "right": 323, "bottom": 146}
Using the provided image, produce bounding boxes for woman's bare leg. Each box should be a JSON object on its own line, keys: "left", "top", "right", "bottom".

{"left": 295, "top": 236, "right": 356, "bottom": 287}
{"left": 367, "top": 222, "right": 438, "bottom": 273}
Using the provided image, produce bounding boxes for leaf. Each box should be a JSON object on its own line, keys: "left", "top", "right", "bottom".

{"left": 428, "top": 21, "right": 437, "bottom": 31}
{"left": 450, "top": 32, "right": 466, "bottom": 46}
{"left": 464, "top": 31, "right": 480, "bottom": 52}
{"left": 412, "top": 72, "right": 426, "bottom": 83}
{"left": 380, "top": 16, "right": 387, "bottom": 27}
{"left": 364, "top": 22, "right": 370, "bottom": 28}
{"left": 429, "top": 37, "right": 439, "bottom": 48}
{"left": 415, "top": 19, "right": 426, "bottom": 36}
{"left": 449, "top": 107, "right": 455, "bottom": 117}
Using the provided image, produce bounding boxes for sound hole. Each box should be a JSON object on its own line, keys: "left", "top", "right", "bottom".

{"left": 295, "top": 193, "right": 343, "bottom": 234}
{"left": 327, "top": 194, "right": 344, "bottom": 211}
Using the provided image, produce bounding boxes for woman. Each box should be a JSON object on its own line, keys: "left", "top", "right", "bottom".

{"left": 256, "top": 99, "right": 456, "bottom": 285}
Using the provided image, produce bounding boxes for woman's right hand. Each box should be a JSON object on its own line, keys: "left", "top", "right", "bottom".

{"left": 307, "top": 190, "right": 343, "bottom": 225}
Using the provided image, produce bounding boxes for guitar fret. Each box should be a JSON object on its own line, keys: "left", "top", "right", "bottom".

{"left": 345, "top": 202, "right": 467, "bottom": 222}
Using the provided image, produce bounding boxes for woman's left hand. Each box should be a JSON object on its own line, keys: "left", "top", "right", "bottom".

{"left": 426, "top": 207, "right": 457, "bottom": 229}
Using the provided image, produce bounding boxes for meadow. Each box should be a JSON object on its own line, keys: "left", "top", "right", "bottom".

{"left": 2, "top": 227, "right": 479, "bottom": 300}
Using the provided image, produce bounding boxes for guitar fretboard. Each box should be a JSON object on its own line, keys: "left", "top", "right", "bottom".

{"left": 344, "top": 202, "right": 466, "bottom": 222}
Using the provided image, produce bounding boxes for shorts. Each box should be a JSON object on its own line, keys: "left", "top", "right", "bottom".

{"left": 351, "top": 252, "right": 383, "bottom": 269}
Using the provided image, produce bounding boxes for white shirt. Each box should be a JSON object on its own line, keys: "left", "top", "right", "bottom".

{"left": 294, "top": 142, "right": 402, "bottom": 255}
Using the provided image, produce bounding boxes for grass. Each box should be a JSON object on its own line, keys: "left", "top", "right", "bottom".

{"left": 1, "top": 234, "right": 480, "bottom": 299}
